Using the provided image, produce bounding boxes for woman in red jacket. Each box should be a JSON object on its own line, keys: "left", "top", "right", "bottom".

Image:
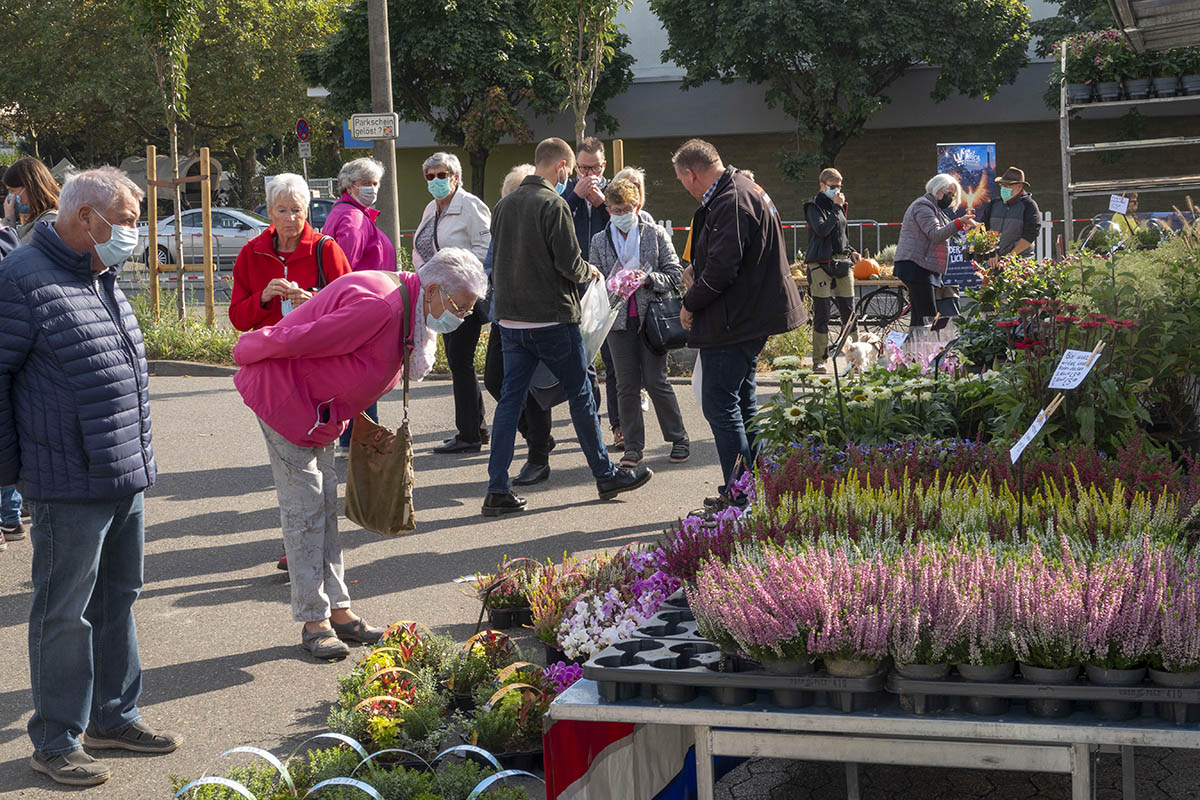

{"left": 229, "top": 173, "right": 351, "bottom": 332}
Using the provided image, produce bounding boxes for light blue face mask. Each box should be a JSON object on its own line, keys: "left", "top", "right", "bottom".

{"left": 428, "top": 177, "right": 453, "bottom": 200}
{"left": 999, "top": 186, "right": 1014, "bottom": 202}
{"left": 612, "top": 212, "right": 637, "bottom": 233}
{"left": 824, "top": 186, "right": 839, "bottom": 200}
{"left": 88, "top": 208, "right": 140, "bottom": 267}
{"left": 426, "top": 289, "right": 465, "bottom": 333}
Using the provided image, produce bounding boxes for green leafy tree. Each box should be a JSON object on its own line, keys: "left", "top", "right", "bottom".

{"left": 1031, "top": 0, "right": 1114, "bottom": 57}
{"left": 533, "top": 0, "right": 632, "bottom": 148}
{"left": 649, "top": 0, "right": 1031, "bottom": 178}
{"left": 302, "top": 0, "right": 633, "bottom": 197}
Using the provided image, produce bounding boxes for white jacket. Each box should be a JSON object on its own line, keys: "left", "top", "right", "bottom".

{"left": 411, "top": 187, "right": 491, "bottom": 268}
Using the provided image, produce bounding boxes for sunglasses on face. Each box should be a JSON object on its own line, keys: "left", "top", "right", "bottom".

{"left": 425, "top": 172, "right": 451, "bottom": 181}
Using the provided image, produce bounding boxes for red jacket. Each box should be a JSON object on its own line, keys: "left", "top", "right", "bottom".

{"left": 228, "top": 222, "right": 352, "bottom": 331}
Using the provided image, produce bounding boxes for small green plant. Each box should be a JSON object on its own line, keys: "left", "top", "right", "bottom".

{"left": 130, "top": 292, "right": 240, "bottom": 364}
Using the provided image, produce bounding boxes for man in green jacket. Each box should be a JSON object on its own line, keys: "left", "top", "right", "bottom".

{"left": 483, "top": 138, "right": 653, "bottom": 516}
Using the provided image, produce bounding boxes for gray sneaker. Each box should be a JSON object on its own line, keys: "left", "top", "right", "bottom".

{"left": 83, "top": 720, "right": 182, "bottom": 754}
{"left": 2, "top": 522, "right": 26, "bottom": 541}
{"left": 31, "top": 749, "right": 111, "bottom": 786}
{"left": 302, "top": 625, "right": 351, "bottom": 660}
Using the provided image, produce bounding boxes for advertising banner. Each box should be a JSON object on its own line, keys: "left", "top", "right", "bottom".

{"left": 936, "top": 143, "right": 996, "bottom": 288}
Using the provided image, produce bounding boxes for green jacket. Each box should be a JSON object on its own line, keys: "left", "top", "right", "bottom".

{"left": 491, "top": 176, "right": 591, "bottom": 324}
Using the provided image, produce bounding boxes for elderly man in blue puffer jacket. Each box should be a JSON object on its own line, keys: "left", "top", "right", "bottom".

{"left": 0, "top": 167, "right": 182, "bottom": 787}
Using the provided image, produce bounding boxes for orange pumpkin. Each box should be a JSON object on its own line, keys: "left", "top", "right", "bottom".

{"left": 853, "top": 257, "right": 881, "bottom": 281}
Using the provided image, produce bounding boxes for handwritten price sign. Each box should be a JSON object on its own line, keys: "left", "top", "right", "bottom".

{"left": 1048, "top": 348, "right": 1103, "bottom": 390}
{"left": 1010, "top": 394, "right": 1064, "bottom": 464}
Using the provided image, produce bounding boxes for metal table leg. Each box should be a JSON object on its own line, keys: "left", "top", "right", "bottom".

{"left": 695, "top": 726, "right": 715, "bottom": 800}
{"left": 845, "top": 762, "right": 861, "bottom": 800}
{"left": 1121, "top": 746, "right": 1136, "bottom": 800}
{"left": 1072, "top": 743, "right": 1094, "bottom": 800}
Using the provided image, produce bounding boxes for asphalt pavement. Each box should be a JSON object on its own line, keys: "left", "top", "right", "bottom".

{"left": 2, "top": 372, "right": 1199, "bottom": 799}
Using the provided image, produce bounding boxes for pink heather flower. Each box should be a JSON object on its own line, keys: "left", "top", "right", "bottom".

{"left": 1010, "top": 539, "right": 1087, "bottom": 669}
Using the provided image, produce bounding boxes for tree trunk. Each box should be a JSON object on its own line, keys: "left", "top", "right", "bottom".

{"left": 171, "top": 118, "right": 185, "bottom": 320}
{"left": 574, "top": 108, "right": 587, "bottom": 150}
{"left": 239, "top": 145, "right": 259, "bottom": 209}
{"left": 469, "top": 148, "right": 489, "bottom": 200}
{"left": 819, "top": 128, "right": 852, "bottom": 169}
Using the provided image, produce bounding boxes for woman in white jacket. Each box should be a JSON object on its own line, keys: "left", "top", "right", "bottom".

{"left": 412, "top": 152, "right": 493, "bottom": 453}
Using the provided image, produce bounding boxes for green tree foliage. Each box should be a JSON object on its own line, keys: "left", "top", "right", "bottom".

{"left": 301, "top": 0, "right": 633, "bottom": 197}
{"left": 533, "top": 0, "right": 632, "bottom": 147}
{"left": 1030, "top": 0, "right": 1115, "bottom": 57}
{"left": 649, "top": 0, "right": 1031, "bottom": 178}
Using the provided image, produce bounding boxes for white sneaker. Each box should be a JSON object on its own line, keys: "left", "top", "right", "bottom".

{"left": 640, "top": 389, "right": 650, "bottom": 412}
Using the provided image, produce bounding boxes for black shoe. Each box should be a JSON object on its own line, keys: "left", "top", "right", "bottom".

{"left": 31, "top": 750, "right": 110, "bottom": 786}
{"left": 512, "top": 462, "right": 550, "bottom": 486}
{"left": 83, "top": 720, "right": 183, "bottom": 754}
{"left": 1, "top": 522, "right": 25, "bottom": 541}
{"left": 434, "top": 437, "right": 483, "bottom": 454}
{"left": 597, "top": 465, "right": 653, "bottom": 501}
{"left": 669, "top": 440, "right": 691, "bottom": 463}
{"left": 480, "top": 429, "right": 490, "bottom": 445}
{"left": 482, "top": 491, "right": 527, "bottom": 516}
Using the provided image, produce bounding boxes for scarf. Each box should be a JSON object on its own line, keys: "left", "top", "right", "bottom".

{"left": 610, "top": 223, "right": 641, "bottom": 273}
{"left": 408, "top": 285, "right": 436, "bottom": 381}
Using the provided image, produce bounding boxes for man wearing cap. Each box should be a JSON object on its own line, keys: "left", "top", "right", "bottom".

{"left": 978, "top": 167, "right": 1041, "bottom": 267}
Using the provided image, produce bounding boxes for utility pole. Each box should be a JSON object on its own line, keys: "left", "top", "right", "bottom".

{"left": 368, "top": 0, "right": 401, "bottom": 257}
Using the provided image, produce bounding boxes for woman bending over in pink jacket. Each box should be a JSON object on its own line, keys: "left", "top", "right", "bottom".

{"left": 233, "top": 248, "right": 487, "bottom": 660}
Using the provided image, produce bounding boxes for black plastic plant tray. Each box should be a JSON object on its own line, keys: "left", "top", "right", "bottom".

{"left": 660, "top": 589, "right": 689, "bottom": 610}
{"left": 583, "top": 639, "right": 885, "bottom": 711}
{"left": 887, "top": 674, "right": 1200, "bottom": 703}
{"left": 631, "top": 608, "right": 706, "bottom": 642}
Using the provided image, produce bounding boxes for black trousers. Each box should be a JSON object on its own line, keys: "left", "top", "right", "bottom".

{"left": 483, "top": 328, "right": 554, "bottom": 465}
{"left": 900, "top": 279, "right": 938, "bottom": 328}
{"left": 442, "top": 309, "right": 487, "bottom": 443}
{"left": 599, "top": 340, "right": 620, "bottom": 431}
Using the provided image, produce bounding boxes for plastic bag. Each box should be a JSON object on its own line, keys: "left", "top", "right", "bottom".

{"left": 579, "top": 279, "right": 619, "bottom": 364}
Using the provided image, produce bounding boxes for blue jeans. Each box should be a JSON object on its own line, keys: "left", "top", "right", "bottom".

{"left": 487, "top": 324, "right": 615, "bottom": 495}
{"left": 28, "top": 493, "right": 145, "bottom": 755}
{"left": 1, "top": 485, "right": 20, "bottom": 525}
{"left": 699, "top": 337, "right": 767, "bottom": 498}
{"left": 339, "top": 402, "right": 379, "bottom": 448}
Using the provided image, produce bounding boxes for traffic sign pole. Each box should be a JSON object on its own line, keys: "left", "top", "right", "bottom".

{"left": 367, "top": 0, "right": 401, "bottom": 256}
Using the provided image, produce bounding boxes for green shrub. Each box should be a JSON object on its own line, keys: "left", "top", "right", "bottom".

{"left": 130, "top": 292, "right": 240, "bottom": 365}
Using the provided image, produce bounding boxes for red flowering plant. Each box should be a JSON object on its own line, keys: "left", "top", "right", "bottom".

{"left": 955, "top": 256, "right": 1066, "bottom": 371}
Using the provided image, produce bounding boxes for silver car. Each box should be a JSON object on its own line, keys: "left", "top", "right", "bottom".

{"left": 140, "top": 208, "right": 269, "bottom": 267}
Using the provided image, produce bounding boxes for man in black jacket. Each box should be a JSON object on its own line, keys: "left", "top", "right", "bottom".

{"left": 978, "top": 166, "right": 1041, "bottom": 267}
{"left": 674, "top": 139, "right": 806, "bottom": 507}
{"left": 563, "top": 137, "right": 622, "bottom": 447}
{"left": 483, "top": 137, "right": 652, "bottom": 516}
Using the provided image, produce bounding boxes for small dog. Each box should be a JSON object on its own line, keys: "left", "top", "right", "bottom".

{"left": 843, "top": 332, "right": 883, "bottom": 375}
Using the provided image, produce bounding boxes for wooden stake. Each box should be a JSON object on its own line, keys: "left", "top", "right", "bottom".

{"left": 612, "top": 139, "right": 624, "bottom": 172}
{"left": 200, "top": 147, "right": 215, "bottom": 327}
{"left": 146, "top": 145, "right": 160, "bottom": 320}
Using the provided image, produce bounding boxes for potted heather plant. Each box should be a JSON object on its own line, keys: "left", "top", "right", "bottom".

{"left": 1149, "top": 554, "right": 1200, "bottom": 722}
{"left": 806, "top": 549, "right": 891, "bottom": 678}
{"left": 951, "top": 554, "right": 1018, "bottom": 716}
{"left": 1152, "top": 48, "right": 1182, "bottom": 97}
{"left": 1126, "top": 50, "right": 1154, "bottom": 100}
{"left": 1011, "top": 544, "right": 1086, "bottom": 718}
{"left": 1055, "top": 33, "right": 1095, "bottom": 104}
{"left": 1182, "top": 45, "right": 1200, "bottom": 95}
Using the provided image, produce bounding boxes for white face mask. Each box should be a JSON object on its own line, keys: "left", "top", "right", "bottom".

{"left": 357, "top": 185, "right": 377, "bottom": 206}
{"left": 88, "top": 208, "right": 140, "bottom": 267}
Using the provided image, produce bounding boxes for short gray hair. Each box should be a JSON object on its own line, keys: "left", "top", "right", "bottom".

{"left": 613, "top": 166, "right": 646, "bottom": 205}
{"left": 266, "top": 173, "right": 310, "bottom": 213}
{"left": 58, "top": 166, "right": 144, "bottom": 219}
{"left": 417, "top": 246, "right": 487, "bottom": 299}
{"left": 501, "top": 164, "right": 535, "bottom": 198}
{"left": 337, "top": 157, "right": 384, "bottom": 195}
{"left": 422, "top": 152, "right": 462, "bottom": 178}
{"left": 925, "top": 173, "right": 962, "bottom": 207}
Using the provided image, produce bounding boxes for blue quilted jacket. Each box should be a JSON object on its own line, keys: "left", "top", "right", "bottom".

{"left": 0, "top": 223, "right": 156, "bottom": 501}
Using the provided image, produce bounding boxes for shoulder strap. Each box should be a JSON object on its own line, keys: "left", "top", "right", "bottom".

{"left": 395, "top": 277, "right": 413, "bottom": 420}
{"left": 315, "top": 235, "right": 333, "bottom": 289}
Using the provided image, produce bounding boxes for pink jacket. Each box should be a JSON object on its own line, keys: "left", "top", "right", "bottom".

{"left": 233, "top": 270, "right": 421, "bottom": 447}
{"left": 322, "top": 193, "right": 397, "bottom": 272}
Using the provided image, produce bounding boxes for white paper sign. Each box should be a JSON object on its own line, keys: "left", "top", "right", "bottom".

{"left": 1109, "top": 194, "right": 1129, "bottom": 214}
{"left": 885, "top": 331, "right": 909, "bottom": 350}
{"left": 1048, "top": 349, "right": 1102, "bottom": 390}
{"left": 1010, "top": 408, "right": 1050, "bottom": 464}
{"left": 298, "top": 142, "right": 312, "bottom": 159}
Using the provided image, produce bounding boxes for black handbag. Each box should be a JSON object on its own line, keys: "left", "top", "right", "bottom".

{"left": 640, "top": 277, "right": 689, "bottom": 355}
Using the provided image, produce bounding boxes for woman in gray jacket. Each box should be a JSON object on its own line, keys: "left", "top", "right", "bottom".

{"left": 893, "top": 174, "right": 979, "bottom": 327}
{"left": 591, "top": 176, "right": 689, "bottom": 468}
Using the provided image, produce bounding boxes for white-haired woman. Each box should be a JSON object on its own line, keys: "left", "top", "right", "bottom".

{"left": 413, "top": 152, "right": 492, "bottom": 454}
{"left": 894, "top": 174, "right": 979, "bottom": 327}
{"left": 323, "top": 158, "right": 398, "bottom": 453}
{"left": 229, "top": 173, "right": 352, "bottom": 331}
{"left": 233, "top": 247, "right": 488, "bottom": 660}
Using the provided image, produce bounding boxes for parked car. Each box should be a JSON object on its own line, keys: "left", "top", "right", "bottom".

{"left": 252, "top": 197, "right": 336, "bottom": 231}
{"left": 140, "top": 208, "right": 269, "bottom": 266}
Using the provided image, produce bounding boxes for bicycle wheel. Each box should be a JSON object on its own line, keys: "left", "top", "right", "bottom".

{"left": 857, "top": 286, "right": 909, "bottom": 338}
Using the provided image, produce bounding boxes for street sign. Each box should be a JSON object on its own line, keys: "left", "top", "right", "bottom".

{"left": 350, "top": 112, "right": 399, "bottom": 140}
{"left": 298, "top": 142, "right": 313, "bottom": 159}
{"left": 296, "top": 118, "right": 310, "bottom": 142}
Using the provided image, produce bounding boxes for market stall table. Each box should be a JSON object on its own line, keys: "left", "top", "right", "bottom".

{"left": 548, "top": 679, "right": 1200, "bottom": 800}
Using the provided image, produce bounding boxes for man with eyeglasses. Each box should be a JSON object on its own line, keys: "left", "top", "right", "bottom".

{"left": 563, "top": 137, "right": 623, "bottom": 450}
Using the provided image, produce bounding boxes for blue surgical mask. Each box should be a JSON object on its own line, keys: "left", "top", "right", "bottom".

{"left": 88, "top": 208, "right": 140, "bottom": 267}
{"left": 427, "top": 308, "right": 464, "bottom": 334}
{"left": 555, "top": 180, "right": 567, "bottom": 195}
{"left": 824, "top": 186, "right": 838, "bottom": 200}
{"left": 612, "top": 212, "right": 637, "bottom": 233}
{"left": 999, "top": 186, "right": 1014, "bottom": 202}
{"left": 428, "top": 177, "right": 453, "bottom": 200}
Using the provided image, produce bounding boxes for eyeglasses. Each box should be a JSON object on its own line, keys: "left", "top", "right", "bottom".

{"left": 577, "top": 164, "right": 605, "bottom": 176}
{"left": 425, "top": 171, "right": 451, "bottom": 181}
{"left": 442, "top": 289, "right": 472, "bottom": 318}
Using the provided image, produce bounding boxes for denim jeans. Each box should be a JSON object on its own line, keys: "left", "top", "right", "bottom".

{"left": 487, "top": 324, "right": 615, "bottom": 495}
{"left": 1, "top": 485, "right": 21, "bottom": 525}
{"left": 338, "top": 402, "right": 378, "bottom": 448}
{"left": 28, "top": 493, "right": 145, "bottom": 756}
{"left": 699, "top": 337, "right": 767, "bottom": 498}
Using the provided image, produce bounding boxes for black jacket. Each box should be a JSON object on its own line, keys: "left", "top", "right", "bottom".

{"left": 563, "top": 177, "right": 610, "bottom": 261}
{"left": 803, "top": 192, "right": 850, "bottom": 264}
{"left": 683, "top": 167, "right": 807, "bottom": 348}
{"left": 978, "top": 192, "right": 1040, "bottom": 257}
